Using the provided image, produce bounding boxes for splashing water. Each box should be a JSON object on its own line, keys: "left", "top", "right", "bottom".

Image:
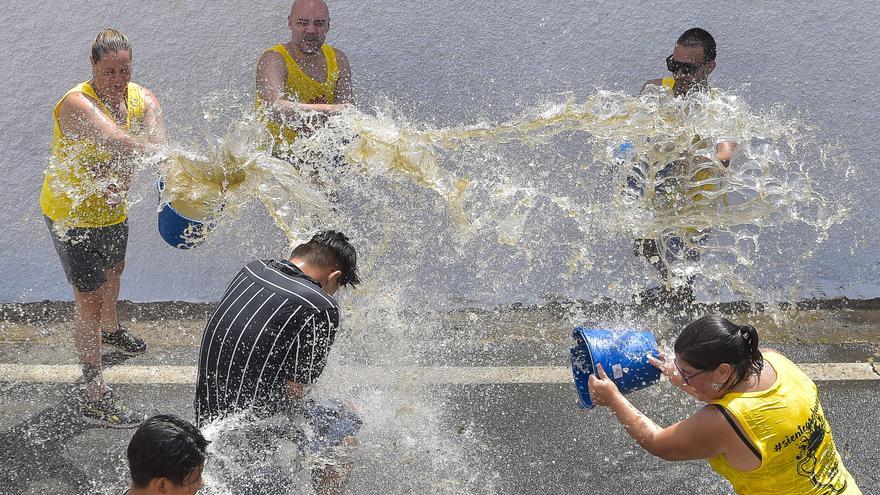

{"left": 295, "top": 85, "right": 849, "bottom": 301}
{"left": 97, "top": 85, "right": 850, "bottom": 493}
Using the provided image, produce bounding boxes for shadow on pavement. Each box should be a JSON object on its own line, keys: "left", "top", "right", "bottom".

{"left": 0, "top": 384, "right": 99, "bottom": 493}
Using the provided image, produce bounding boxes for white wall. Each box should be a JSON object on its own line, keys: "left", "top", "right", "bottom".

{"left": 1, "top": 0, "right": 878, "bottom": 303}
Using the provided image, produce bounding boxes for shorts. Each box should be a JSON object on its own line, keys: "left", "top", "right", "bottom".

{"left": 45, "top": 216, "right": 128, "bottom": 292}
{"left": 290, "top": 398, "right": 363, "bottom": 455}
{"left": 211, "top": 399, "right": 362, "bottom": 495}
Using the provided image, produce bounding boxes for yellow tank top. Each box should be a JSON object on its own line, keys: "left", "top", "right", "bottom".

{"left": 40, "top": 81, "right": 147, "bottom": 227}
{"left": 255, "top": 44, "right": 339, "bottom": 157}
{"left": 709, "top": 353, "right": 861, "bottom": 494}
{"left": 651, "top": 77, "right": 726, "bottom": 236}
{"left": 659, "top": 77, "right": 723, "bottom": 200}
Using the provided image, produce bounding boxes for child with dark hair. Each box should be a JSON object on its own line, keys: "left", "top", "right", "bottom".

{"left": 588, "top": 315, "right": 861, "bottom": 494}
{"left": 126, "top": 414, "right": 209, "bottom": 494}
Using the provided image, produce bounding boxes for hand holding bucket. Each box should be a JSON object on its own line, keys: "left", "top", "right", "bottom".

{"left": 570, "top": 328, "right": 661, "bottom": 409}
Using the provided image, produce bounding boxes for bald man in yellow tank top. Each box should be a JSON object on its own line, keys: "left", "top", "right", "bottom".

{"left": 256, "top": 0, "right": 353, "bottom": 161}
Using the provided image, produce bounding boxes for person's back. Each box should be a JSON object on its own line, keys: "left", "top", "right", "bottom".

{"left": 709, "top": 352, "right": 860, "bottom": 494}
{"left": 194, "top": 230, "right": 361, "bottom": 495}
{"left": 195, "top": 258, "right": 340, "bottom": 426}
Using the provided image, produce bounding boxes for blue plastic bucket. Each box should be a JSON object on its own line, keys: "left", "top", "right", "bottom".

{"left": 570, "top": 328, "right": 661, "bottom": 409}
{"left": 157, "top": 179, "right": 213, "bottom": 249}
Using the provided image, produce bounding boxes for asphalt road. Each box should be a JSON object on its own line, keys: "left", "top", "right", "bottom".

{"left": 0, "top": 303, "right": 878, "bottom": 494}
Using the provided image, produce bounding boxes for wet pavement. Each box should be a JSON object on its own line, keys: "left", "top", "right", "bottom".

{"left": 0, "top": 301, "right": 878, "bottom": 494}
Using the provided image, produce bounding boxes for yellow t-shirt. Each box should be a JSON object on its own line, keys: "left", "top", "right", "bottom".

{"left": 255, "top": 43, "right": 339, "bottom": 157}
{"left": 709, "top": 353, "right": 861, "bottom": 494}
{"left": 40, "top": 81, "right": 147, "bottom": 227}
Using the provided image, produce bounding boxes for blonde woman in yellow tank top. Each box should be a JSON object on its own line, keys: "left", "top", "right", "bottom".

{"left": 40, "top": 29, "right": 165, "bottom": 429}
{"left": 256, "top": 0, "right": 353, "bottom": 160}
{"left": 588, "top": 315, "right": 861, "bottom": 494}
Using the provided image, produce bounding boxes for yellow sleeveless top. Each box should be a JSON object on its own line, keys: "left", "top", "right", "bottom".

{"left": 660, "top": 77, "right": 724, "bottom": 201}
{"left": 709, "top": 353, "right": 861, "bottom": 494}
{"left": 40, "top": 81, "right": 147, "bottom": 227}
{"left": 255, "top": 43, "right": 339, "bottom": 157}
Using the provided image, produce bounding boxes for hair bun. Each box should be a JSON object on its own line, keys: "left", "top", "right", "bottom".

{"left": 738, "top": 324, "right": 759, "bottom": 351}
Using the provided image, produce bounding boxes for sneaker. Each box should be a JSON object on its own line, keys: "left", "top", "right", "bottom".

{"left": 102, "top": 324, "right": 147, "bottom": 355}
{"left": 82, "top": 390, "right": 147, "bottom": 428}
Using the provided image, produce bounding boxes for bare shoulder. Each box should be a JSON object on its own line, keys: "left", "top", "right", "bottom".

{"left": 669, "top": 403, "right": 730, "bottom": 449}
{"left": 257, "top": 49, "right": 286, "bottom": 72}
{"left": 138, "top": 86, "right": 162, "bottom": 107}
{"left": 675, "top": 403, "right": 728, "bottom": 434}
{"left": 639, "top": 78, "right": 664, "bottom": 95}
{"left": 760, "top": 348, "right": 782, "bottom": 356}
{"left": 59, "top": 91, "right": 96, "bottom": 116}
{"left": 331, "top": 47, "right": 350, "bottom": 69}
{"left": 695, "top": 403, "right": 727, "bottom": 424}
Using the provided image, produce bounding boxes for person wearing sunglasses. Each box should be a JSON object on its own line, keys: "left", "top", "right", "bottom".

{"left": 631, "top": 28, "right": 737, "bottom": 309}
{"left": 641, "top": 28, "right": 717, "bottom": 97}
{"left": 587, "top": 315, "right": 862, "bottom": 494}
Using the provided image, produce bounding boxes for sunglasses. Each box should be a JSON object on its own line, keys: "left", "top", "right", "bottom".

{"left": 666, "top": 55, "right": 705, "bottom": 75}
{"left": 673, "top": 359, "right": 709, "bottom": 386}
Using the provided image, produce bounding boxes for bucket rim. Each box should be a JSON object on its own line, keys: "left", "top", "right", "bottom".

{"left": 159, "top": 201, "right": 209, "bottom": 224}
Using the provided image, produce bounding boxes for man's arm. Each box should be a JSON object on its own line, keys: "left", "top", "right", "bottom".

{"left": 715, "top": 140, "right": 736, "bottom": 167}
{"left": 284, "top": 309, "right": 340, "bottom": 399}
{"left": 287, "top": 381, "right": 308, "bottom": 400}
{"left": 639, "top": 78, "right": 665, "bottom": 95}
{"left": 57, "top": 92, "right": 155, "bottom": 156}
{"left": 256, "top": 50, "right": 348, "bottom": 123}
{"left": 333, "top": 48, "right": 354, "bottom": 105}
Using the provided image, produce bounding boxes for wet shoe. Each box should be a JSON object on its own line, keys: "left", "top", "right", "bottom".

{"left": 82, "top": 390, "right": 147, "bottom": 428}
{"left": 102, "top": 324, "right": 147, "bottom": 355}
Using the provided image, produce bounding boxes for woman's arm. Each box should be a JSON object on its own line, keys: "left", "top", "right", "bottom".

{"left": 141, "top": 88, "right": 166, "bottom": 145}
{"left": 588, "top": 363, "right": 731, "bottom": 461}
{"left": 57, "top": 92, "right": 154, "bottom": 155}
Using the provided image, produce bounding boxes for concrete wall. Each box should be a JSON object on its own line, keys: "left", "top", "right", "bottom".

{"left": 1, "top": 0, "right": 878, "bottom": 303}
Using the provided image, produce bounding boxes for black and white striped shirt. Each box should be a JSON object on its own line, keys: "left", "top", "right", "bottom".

{"left": 194, "top": 259, "right": 340, "bottom": 426}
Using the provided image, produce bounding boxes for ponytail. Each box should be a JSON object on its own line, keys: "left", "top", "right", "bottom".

{"left": 90, "top": 28, "right": 132, "bottom": 63}
{"left": 674, "top": 315, "right": 764, "bottom": 392}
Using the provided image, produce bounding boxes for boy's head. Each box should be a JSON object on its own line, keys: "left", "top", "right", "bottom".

{"left": 127, "top": 414, "right": 209, "bottom": 494}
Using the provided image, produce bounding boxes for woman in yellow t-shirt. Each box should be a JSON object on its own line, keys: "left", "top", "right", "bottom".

{"left": 588, "top": 315, "right": 861, "bottom": 494}
{"left": 40, "top": 29, "right": 165, "bottom": 429}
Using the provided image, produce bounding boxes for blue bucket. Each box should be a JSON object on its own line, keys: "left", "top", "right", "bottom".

{"left": 157, "top": 179, "right": 213, "bottom": 249}
{"left": 570, "top": 328, "right": 661, "bottom": 409}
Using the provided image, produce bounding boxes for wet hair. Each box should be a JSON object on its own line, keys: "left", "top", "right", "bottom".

{"left": 127, "top": 414, "right": 209, "bottom": 488}
{"left": 674, "top": 315, "right": 763, "bottom": 391}
{"left": 290, "top": 230, "right": 361, "bottom": 287}
{"left": 676, "top": 28, "right": 716, "bottom": 62}
{"left": 90, "top": 28, "right": 132, "bottom": 63}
